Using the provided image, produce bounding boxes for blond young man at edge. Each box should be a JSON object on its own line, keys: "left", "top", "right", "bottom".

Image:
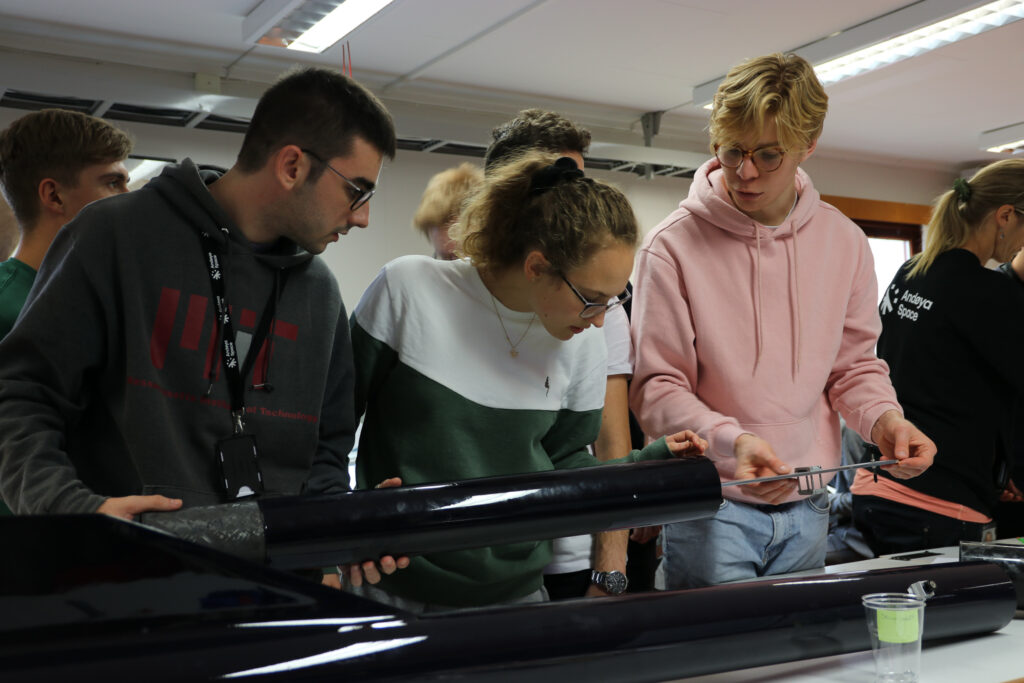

{"left": 413, "top": 162, "right": 483, "bottom": 261}
{"left": 629, "top": 53, "right": 935, "bottom": 587}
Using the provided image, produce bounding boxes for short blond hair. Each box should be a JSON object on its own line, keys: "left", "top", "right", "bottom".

{"left": 412, "top": 162, "right": 483, "bottom": 237}
{"left": 709, "top": 53, "right": 827, "bottom": 153}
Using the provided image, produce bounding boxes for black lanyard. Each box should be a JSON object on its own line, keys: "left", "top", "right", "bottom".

{"left": 200, "top": 231, "right": 284, "bottom": 435}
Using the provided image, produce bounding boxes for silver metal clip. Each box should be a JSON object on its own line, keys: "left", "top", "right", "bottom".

{"left": 794, "top": 465, "right": 826, "bottom": 495}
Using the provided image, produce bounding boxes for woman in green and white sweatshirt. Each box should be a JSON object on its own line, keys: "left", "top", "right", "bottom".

{"left": 346, "top": 153, "right": 704, "bottom": 611}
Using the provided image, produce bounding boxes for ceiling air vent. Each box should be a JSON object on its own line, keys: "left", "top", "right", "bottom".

{"left": 105, "top": 103, "right": 194, "bottom": 127}
{"left": 193, "top": 114, "right": 251, "bottom": 134}
{"left": 0, "top": 90, "right": 99, "bottom": 114}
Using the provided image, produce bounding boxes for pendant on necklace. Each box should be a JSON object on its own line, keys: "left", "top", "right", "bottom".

{"left": 510, "top": 349, "right": 518, "bottom": 358}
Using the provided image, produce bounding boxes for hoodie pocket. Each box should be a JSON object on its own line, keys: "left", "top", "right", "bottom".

{"left": 738, "top": 416, "right": 817, "bottom": 469}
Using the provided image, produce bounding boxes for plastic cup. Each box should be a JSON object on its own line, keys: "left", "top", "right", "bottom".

{"left": 862, "top": 592, "right": 926, "bottom": 683}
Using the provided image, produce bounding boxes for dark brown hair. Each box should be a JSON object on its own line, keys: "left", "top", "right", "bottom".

{"left": 236, "top": 67, "right": 396, "bottom": 176}
{"left": 0, "top": 109, "right": 133, "bottom": 227}
{"left": 484, "top": 109, "right": 591, "bottom": 173}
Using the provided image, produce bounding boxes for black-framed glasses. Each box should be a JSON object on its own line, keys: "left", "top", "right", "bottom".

{"left": 560, "top": 274, "right": 631, "bottom": 320}
{"left": 714, "top": 144, "right": 786, "bottom": 173}
{"left": 301, "top": 148, "right": 375, "bottom": 211}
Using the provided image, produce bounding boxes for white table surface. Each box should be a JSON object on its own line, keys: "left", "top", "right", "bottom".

{"left": 673, "top": 541, "right": 1024, "bottom": 682}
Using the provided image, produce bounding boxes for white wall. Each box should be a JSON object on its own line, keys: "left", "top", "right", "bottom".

{"left": 0, "top": 108, "right": 956, "bottom": 308}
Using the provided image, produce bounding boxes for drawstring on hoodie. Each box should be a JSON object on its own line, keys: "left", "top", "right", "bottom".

{"left": 701, "top": 161, "right": 807, "bottom": 379}
{"left": 250, "top": 268, "right": 285, "bottom": 394}
{"left": 202, "top": 316, "right": 222, "bottom": 398}
{"left": 753, "top": 226, "right": 764, "bottom": 374}
{"left": 791, "top": 212, "right": 801, "bottom": 377}
{"left": 750, "top": 193, "right": 803, "bottom": 378}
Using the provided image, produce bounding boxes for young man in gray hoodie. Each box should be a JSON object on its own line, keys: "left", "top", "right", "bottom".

{"left": 0, "top": 69, "right": 397, "bottom": 583}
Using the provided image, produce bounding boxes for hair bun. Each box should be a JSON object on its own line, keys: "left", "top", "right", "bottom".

{"left": 529, "top": 156, "right": 584, "bottom": 196}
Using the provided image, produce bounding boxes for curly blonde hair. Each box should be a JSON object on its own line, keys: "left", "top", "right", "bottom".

{"left": 709, "top": 53, "right": 828, "bottom": 153}
{"left": 412, "top": 162, "right": 483, "bottom": 237}
{"left": 450, "top": 151, "right": 638, "bottom": 273}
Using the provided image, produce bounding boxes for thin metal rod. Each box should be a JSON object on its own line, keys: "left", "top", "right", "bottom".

{"left": 721, "top": 459, "right": 897, "bottom": 488}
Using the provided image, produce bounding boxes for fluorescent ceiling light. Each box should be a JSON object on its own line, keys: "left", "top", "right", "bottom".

{"left": 814, "top": 0, "right": 1024, "bottom": 86}
{"left": 243, "top": 0, "right": 393, "bottom": 54}
{"left": 288, "top": 0, "right": 394, "bottom": 53}
{"left": 692, "top": 0, "right": 1024, "bottom": 107}
{"left": 986, "top": 137, "right": 1024, "bottom": 153}
{"left": 979, "top": 121, "right": 1024, "bottom": 153}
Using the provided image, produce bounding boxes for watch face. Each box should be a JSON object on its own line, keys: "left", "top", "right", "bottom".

{"left": 602, "top": 571, "right": 628, "bottom": 595}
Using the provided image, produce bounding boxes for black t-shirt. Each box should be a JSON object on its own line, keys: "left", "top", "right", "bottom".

{"left": 876, "top": 249, "right": 1024, "bottom": 515}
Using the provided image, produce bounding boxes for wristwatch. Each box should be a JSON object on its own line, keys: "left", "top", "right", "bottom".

{"left": 591, "top": 569, "right": 628, "bottom": 595}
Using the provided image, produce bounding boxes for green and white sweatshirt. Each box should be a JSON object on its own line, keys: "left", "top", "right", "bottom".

{"left": 351, "top": 255, "right": 669, "bottom": 607}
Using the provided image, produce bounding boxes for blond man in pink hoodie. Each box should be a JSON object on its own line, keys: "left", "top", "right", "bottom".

{"left": 629, "top": 53, "right": 935, "bottom": 587}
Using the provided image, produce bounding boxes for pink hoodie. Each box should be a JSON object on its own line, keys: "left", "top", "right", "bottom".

{"left": 629, "top": 159, "right": 901, "bottom": 504}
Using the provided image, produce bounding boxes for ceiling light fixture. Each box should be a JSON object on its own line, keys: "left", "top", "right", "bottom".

{"left": 979, "top": 121, "right": 1024, "bottom": 153}
{"left": 814, "top": 0, "right": 1024, "bottom": 85}
{"left": 243, "top": 0, "right": 394, "bottom": 54}
{"left": 692, "top": 0, "right": 1024, "bottom": 107}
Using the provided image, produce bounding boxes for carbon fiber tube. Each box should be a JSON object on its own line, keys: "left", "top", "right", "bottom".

{"left": 141, "top": 456, "right": 722, "bottom": 568}
{"left": 139, "top": 500, "right": 265, "bottom": 561}
{"left": 0, "top": 518, "right": 1016, "bottom": 681}
{"left": 960, "top": 540, "right": 1024, "bottom": 607}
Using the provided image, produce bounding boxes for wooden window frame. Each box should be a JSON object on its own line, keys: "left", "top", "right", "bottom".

{"left": 820, "top": 194, "right": 929, "bottom": 255}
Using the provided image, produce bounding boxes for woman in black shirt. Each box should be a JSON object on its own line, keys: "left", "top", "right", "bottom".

{"left": 852, "top": 159, "right": 1024, "bottom": 554}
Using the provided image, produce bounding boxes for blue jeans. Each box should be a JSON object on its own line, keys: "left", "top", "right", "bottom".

{"left": 663, "top": 493, "right": 830, "bottom": 588}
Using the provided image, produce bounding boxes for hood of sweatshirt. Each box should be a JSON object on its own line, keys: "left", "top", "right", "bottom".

{"left": 681, "top": 158, "right": 822, "bottom": 374}
{"left": 148, "top": 158, "right": 314, "bottom": 270}
{"left": 682, "top": 158, "right": 820, "bottom": 239}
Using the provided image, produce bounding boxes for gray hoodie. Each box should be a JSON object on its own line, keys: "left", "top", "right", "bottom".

{"left": 0, "top": 159, "right": 355, "bottom": 514}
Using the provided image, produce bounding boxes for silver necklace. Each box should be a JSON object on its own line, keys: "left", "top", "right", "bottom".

{"left": 488, "top": 294, "right": 536, "bottom": 358}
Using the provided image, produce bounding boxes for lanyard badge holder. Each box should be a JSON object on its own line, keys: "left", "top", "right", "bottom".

{"left": 204, "top": 240, "right": 267, "bottom": 501}
{"left": 215, "top": 414, "right": 263, "bottom": 501}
